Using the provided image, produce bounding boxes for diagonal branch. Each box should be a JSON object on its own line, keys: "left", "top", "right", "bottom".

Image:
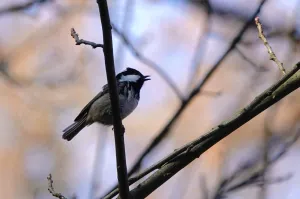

{"left": 0, "top": 0, "right": 52, "bottom": 16}
{"left": 96, "top": 0, "right": 129, "bottom": 198}
{"left": 129, "top": 62, "right": 300, "bottom": 199}
{"left": 255, "top": 17, "right": 286, "bottom": 75}
{"left": 71, "top": 28, "right": 104, "bottom": 49}
{"left": 101, "top": 0, "right": 267, "bottom": 198}
{"left": 130, "top": 0, "right": 267, "bottom": 179}
{"left": 111, "top": 24, "right": 184, "bottom": 100}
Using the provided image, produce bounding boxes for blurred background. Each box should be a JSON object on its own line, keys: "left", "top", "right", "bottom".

{"left": 0, "top": 0, "right": 299, "bottom": 198}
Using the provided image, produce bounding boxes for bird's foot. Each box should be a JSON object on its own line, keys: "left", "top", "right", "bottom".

{"left": 111, "top": 125, "right": 125, "bottom": 133}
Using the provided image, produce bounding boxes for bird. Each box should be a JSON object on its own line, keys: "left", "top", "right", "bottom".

{"left": 62, "top": 67, "right": 150, "bottom": 141}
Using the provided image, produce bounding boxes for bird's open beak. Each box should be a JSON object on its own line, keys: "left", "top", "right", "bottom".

{"left": 143, "top": 75, "right": 151, "bottom": 81}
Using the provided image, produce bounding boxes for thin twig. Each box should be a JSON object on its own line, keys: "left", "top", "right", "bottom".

{"left": 47, "top": 174, "right": 67, "bottom": 199}
{"left": 129, "top": 62, "right": 300, "bottom": 198}
{"left": 101, "top": 1, "right": 267, "bottom": 198}
{"left": 96, "top": 0, "right": 129, "bottom": 198}
{"left": 70, "top": 23, "right": 183, "bottom": 99}
{"left": 71, "top": 26, "right": 219, "bottom": 99}
{"left": 111, "top": 24, "right": 184, "bottom": 100}
{"left": 255, "top": 17, "right": 286, "bottom": 75}
{"left": 71, "top": 28, "right": 104, "bottom": 49}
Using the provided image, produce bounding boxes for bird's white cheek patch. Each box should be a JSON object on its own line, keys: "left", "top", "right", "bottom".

{"left": 120, "top": 74, "right": 140, "bottom": 82}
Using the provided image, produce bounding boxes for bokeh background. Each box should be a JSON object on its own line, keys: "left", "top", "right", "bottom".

{"left": 0, "top": 0, "right": 300, "bottom": 198}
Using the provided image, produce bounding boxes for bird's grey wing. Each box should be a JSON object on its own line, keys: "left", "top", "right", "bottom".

{"left": 74, "top": 82, "right": 127, "bottom": 122}
{"left": 74, "top": 84, "right": 109, "bottom": 122}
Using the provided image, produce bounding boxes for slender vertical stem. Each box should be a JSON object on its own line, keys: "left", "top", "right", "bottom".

{"left": 96, "top": 0, "right": 129, "bottom": 198}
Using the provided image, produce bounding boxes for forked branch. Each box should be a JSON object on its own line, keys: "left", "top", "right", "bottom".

{"left": 71, "top": 28, "right": 104, "bottom": 49}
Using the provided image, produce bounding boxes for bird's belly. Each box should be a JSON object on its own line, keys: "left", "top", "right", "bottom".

{"left": 88, "top": 93, "right": 138, "bottom": 125}
{"left": 119, "top": 95, "right": 138, "bottom": 119}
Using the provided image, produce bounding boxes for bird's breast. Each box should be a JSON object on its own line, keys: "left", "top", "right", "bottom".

{"left": 119, "top": 91, "right": 139, "bottom": 119}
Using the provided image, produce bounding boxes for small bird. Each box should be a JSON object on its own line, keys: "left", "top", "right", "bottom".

{"left": 62, "top": 67, "right": 150, "bottom": 141}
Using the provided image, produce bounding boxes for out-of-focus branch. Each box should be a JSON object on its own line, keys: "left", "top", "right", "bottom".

{"left": 187, "top": 0, "right": 213, "bottom": 90}
{"left": 70, "top": 23, "right": 219, "bottom": 100}
{"left": 47, "top": 174, "right": 67, "bottom": 199}
{"left": 129, "top": 0, "right": 267, "bottom": 179}
{"left": 0, "top": 0, "right": 52, "bottom": 16}
{"left": 0, "top": 60, "right": 22, "bottom": 86}
{"left": 96, "top": 0, "right": 129, "bottom": 199}
{"left": 71, "top": 28, "right": 104, "bottom": 49}
{"left": 213, "top": 125, "right": 300, "bottom": 199}
{"left": 260, "top": 106, "right": 278, "bottom": 199}
{"left": 129, "top": 62, "right": 300, "bottom": 199}
{"left": 236, "top": 47, "right": 268, "bottom": 72}
{"left": 114, "top": 0, "right": 135, "bottom": 70}
{"left": 0, "top": 54, "right": 85, "bottom": 88}
{"left": 200, "top": 176, "right": 209, "bottom": 199}
{"left": 102, "top": 1, "right": 267, "bottom": 198}
{"left": 111, "top": 23, "right": 184, "bottom": 100}
{"left": 255, "top": 17, "right": 286, "bottom": 75}
{"left": 0, "top": 4, "right": 87, "bottom": 88}
{"left": 70, "top": 22, "right": 184, "bottom": 100}
{"left": 88, "top": 131, "right": 109, "bottom": 199}
{"left": 70, "top": 26, "right": 221, "bottom": 99}
{"left": 241, "top": 31, "right": 288, "bottom": 46}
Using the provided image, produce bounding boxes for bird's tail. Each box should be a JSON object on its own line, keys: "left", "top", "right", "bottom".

{"left": 62, "top": 116, "right": 87, "bottom": 141}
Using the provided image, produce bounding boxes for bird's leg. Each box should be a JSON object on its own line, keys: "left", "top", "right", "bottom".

{"left": 121, "top": 124, "right": 125, "bottom": 134}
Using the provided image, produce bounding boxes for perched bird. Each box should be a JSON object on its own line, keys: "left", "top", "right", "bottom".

{"left": 62, "top": 67, "right": 150, "bottom": 141}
